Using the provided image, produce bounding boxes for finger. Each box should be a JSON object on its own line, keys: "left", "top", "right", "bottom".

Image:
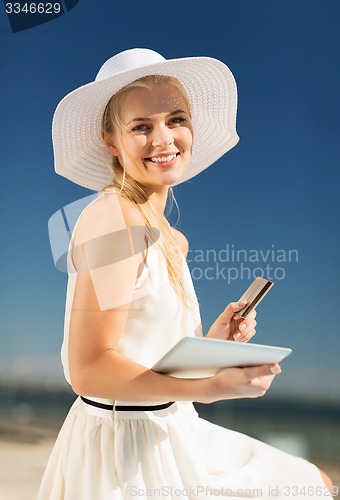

{"left": 243, "top": 364, "right": 282, "bottom": 380}
{"left": 247, "top": 309, "right": 257, "bottom": 320}
{"left": 250, "top": 374, "right": 276, "bottom": 394}
{"left": 233, "top": 318, "right": 257, "bottom": 340}
{"left": 237, "top": 318, "right": 257, "bottom": 332}
{"left": 235, "top": 328, "right": 256, "bottom": 342}
{"left": 234, "top": 308, "right": 257, "bottom": 322}
{"left": 219, "top": 300, "right": 248, "bottom": 324}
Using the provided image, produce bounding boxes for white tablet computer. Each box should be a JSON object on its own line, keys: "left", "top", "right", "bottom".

{"left": 152, "top": 337, "right": 292, "bottom": 378}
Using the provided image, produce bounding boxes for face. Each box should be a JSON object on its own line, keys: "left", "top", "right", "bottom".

{"left": 107, "top": 83, "right": 193, "bottom": 191}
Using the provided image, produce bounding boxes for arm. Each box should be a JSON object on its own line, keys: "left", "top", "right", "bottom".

{"left": 68, "top": 198, "right": 280, "bottom": 404}
{"left": 68, "top": 197, "right": 210, "bottom": 402}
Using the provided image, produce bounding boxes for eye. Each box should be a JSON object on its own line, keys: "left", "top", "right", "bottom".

{"left": 168, "top": 117, "right": 186, "bottom": 126}
{"left": 131, "top": 124, "right": 150, "bottom": 133}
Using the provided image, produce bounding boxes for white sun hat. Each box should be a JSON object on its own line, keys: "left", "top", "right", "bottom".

{"left": 52, "top": 48, "right": 239, "bottom": 190}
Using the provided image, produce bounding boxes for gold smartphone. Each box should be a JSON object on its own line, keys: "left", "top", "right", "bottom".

{"left": 237, "top": 277, "right": 274, "bottom": 318}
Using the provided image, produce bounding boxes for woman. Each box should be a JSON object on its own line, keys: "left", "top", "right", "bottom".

{"left": 39, "top": 48, "right": 333, "bottom": 499}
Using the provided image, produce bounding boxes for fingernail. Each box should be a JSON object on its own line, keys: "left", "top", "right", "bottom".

{"left": 270, "top": 365, "right": 282, "bottom": 374}
{"left": 238, "top": 335, "right": 247, "bottom": 342}
{"left": 234, "top": 333, "right": 241, "bottom": 340}
{"left": 240, "top": 323, "right": 246, "bottom": 331}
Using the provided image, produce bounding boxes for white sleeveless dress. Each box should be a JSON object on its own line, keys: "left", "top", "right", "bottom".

{"left": 38, "top": 202, "right": 333, "bottom": 499}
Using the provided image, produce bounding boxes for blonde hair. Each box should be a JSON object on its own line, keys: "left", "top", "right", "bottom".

{"left": 101, "top": 75, "right": 192, "bottom": 308}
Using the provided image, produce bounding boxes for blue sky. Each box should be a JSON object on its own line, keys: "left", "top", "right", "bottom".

{"left": 0, "top": 0, "right": 339, "bottom": 402}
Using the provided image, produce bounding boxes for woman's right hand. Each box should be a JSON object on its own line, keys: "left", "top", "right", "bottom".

{"left": 201, "top": 363, "right": 282, "bottom": 404}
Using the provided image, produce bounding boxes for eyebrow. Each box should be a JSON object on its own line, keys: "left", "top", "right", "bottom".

{"left": 127, "top": 109, "right": 187, "bottom": 125}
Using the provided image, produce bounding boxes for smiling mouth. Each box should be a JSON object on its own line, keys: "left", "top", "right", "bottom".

{"left": 144, "top": 152, "right": 180, "bottom": 164}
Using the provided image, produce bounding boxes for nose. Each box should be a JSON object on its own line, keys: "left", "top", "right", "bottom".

{"left": 151, "top": 125, "right": 174, "bottom": 148}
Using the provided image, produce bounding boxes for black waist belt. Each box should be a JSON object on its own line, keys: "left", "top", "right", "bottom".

{"left": 81, "top": 396, "right": 175, "bottom": 412}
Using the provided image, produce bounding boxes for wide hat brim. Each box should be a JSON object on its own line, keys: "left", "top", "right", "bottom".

{"left": 52, "top": 48, "right": 239, "bottom": 190}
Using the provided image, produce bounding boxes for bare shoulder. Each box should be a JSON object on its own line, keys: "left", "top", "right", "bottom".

{"left": 71, "top": 191, "right": 147, "bottom": 274}
{"left": 73, "top": 191, "right": 145, "bottom": 244}
{"left": 171, "top": 227, "right": 189, "bottom": 258}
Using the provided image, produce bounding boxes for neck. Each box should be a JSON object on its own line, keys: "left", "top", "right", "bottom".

{"left": 143, "top": 185, "right": 170, "bottom": 215}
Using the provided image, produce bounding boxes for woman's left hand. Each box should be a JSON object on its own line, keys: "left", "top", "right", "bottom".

{"left": 206, "top": 300, "right": 257, "bottom": 342}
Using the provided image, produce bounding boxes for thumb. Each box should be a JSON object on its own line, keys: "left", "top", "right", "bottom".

{"left": 218, "top": 300, "right": 247, "bottom": 324}
{"left": 243, "top": 364, "right": 282, "bottom": 380}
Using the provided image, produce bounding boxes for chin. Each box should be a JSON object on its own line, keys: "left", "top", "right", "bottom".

{"left": 158, "top": 164, "right": 189, "bottom": 184}
{"left": 155, "top": 172, "right": 184, "bottom": 187}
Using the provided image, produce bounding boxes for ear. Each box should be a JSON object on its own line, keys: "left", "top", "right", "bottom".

{"left": 101, "top": 130, "right": 120, "bottom": 156}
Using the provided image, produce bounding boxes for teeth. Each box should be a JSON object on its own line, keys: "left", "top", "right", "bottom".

{"left": 149, "top": 154, "right": 177, "bottom": 163}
